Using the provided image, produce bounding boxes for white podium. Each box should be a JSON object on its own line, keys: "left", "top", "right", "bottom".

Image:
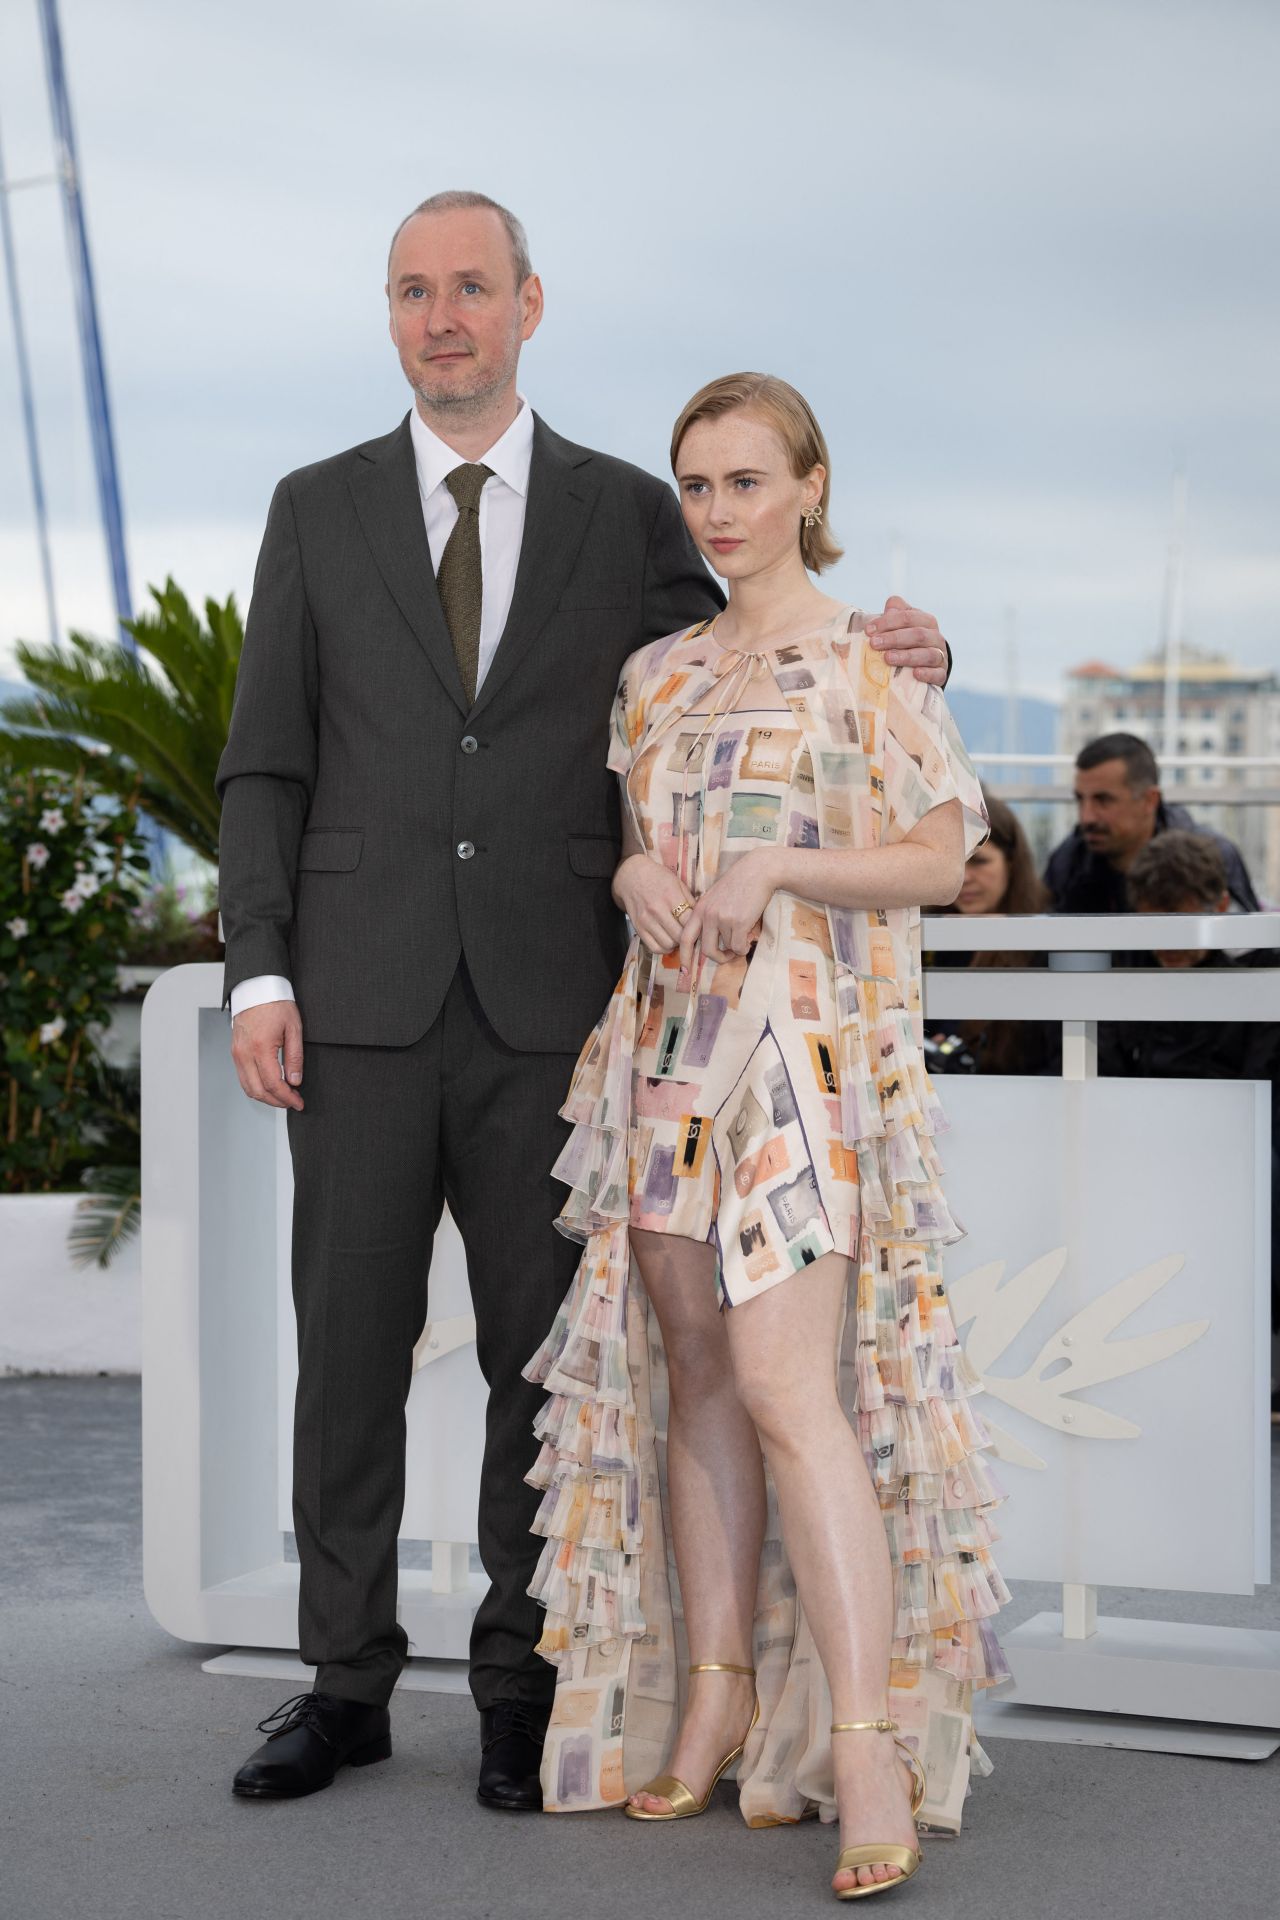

{"left": 141, "top": 915, "right": 1279, "bottom": 1745}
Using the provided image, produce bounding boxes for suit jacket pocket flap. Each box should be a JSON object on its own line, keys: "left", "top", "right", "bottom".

{"left": 298, "top": 830, "right": 364, "bottom": 872}
{"left": 567, "top": 834, "right": 620, "bottom": 879}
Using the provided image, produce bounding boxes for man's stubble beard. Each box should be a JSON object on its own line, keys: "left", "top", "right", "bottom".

{"left": 411, "top": 326, "right": 523, "bottom": 420}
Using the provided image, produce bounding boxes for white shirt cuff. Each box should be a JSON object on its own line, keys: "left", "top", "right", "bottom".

{"left": 229, "top": 975, "right": 296, "bottom": 1018}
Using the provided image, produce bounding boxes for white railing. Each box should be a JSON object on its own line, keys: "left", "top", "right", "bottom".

{"left": 141, "top": 933, "right": 1279, "bottom": 1756}
{"left": 970, "top": 754, "right": 1280, "bottom": 772}
{"left": 922, "top": 911, "right": 1280, "bottom": 1023}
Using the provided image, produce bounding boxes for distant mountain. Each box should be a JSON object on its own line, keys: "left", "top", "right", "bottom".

{"left": 945, "top": 686, "right": 1060, "bottom": 789}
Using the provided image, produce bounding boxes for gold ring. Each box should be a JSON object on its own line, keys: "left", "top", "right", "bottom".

{"left": 672, "top": 900, "right": 692, "bottom": 920}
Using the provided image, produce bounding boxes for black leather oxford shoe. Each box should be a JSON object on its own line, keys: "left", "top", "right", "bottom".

{"left": 232, "top": 1691, "right": 392, "bottom": 1799}
{"left": 476, "top": 1700, "right": 550, "bottom": 1811}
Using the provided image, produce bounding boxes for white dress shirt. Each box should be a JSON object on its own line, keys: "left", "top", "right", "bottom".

{"left": 229, "top": 397, "right": 535, "bottom": 1021}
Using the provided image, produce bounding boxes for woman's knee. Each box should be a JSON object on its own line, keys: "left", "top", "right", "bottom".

{"left": 664, "top": 1320, "right": 732, "bottom": 1403}
{"left": 733, "top": 1359, "right": 838, "bottom": 1445}
{"left": 733, "top": 1365, "right": 795, "bottom": 1440}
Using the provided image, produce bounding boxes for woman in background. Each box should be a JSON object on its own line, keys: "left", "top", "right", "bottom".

{"left": 927, "top": 792, "right": 1060, "bottom": 1076}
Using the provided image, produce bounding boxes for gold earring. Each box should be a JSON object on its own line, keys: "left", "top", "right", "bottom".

{"left": 803, "top": 504, "right": 823, "bottom": 529}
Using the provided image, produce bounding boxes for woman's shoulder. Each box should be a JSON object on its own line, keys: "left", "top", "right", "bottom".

{"left": 613, "top": 618, "right": 718, "bottom": 751}
{"left": 622, "top": 616, "right": 718, "bottom": 686}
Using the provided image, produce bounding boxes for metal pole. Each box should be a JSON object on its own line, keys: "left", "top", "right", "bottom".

{"left": 1159, "top": 468, "right": 1188, "bottom": 771}
{"left": 36, "top": 0, "right": 133, "bottom": 649}
{"left": 1002, "top": 604, "right": 1019, "bottom": 779}
{"left": 889, "top": 531, "right": 907, "bottom": 600}
{"left": 34, "top": 0, "right": 168, "bottom": 872}
{"left": 0, "top": 114, "right": 59, "bottom": 649}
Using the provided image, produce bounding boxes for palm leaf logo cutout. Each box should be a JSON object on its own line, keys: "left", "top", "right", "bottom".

{"left": 948, "top": 1250, "right": 1209, "bottom": 1470}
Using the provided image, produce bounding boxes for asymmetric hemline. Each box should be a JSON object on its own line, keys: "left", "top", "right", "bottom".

{"left": 524, "top": 608, "right": 1011, "bottom": 1828}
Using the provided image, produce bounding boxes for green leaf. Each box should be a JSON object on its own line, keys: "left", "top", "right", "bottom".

{"left": 0, "top": 581, "right": 245, "bottom": 867}
{"left": 69, "top": 1165, "right": 141, "bottom": 1269}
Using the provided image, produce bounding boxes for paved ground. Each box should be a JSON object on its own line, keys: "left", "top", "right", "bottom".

{"left": 2, "top": 1377, "right": 1277, "bottom": 1920}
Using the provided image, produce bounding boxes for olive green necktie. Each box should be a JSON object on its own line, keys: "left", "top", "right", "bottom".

{"left": 437, "top": 462, "right": 493, "bottom": 705}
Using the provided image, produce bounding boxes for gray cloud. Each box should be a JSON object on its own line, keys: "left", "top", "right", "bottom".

{"left": 0, "top": 0, "right": 1276, "bottom": 694}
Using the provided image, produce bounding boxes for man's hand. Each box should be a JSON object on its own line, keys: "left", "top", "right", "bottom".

{"left": 865, "top": 596, "right": 950, "bottom": 685}
{"left": 231, "top": 1000, "right": 305, "bottom": 1111}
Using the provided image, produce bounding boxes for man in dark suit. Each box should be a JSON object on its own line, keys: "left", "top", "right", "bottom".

{"left": 216, "top": 190, "right": 954, "bottom": 1812}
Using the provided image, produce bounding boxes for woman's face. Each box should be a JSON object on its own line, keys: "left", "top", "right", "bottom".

{"left": 674, "top": 409, "right": 821, "bottom": 582}
{"left": 956, "top": 839, "right": 1010, "bottom": 914}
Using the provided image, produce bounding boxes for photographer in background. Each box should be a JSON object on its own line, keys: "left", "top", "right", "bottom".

{"left": 1045, "top": 733, "right": 1260, "bottom": 915}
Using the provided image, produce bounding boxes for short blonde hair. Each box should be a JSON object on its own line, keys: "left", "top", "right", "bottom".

{"left": 670, "top": 372, "right": 843, "bottom": 573}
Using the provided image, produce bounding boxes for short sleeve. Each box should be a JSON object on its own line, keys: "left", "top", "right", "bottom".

{"left": 605, "top": 655, "right": 644, "bottom": 777}
{"left": 884, "top": 668, "right": 989, "bottom": 858}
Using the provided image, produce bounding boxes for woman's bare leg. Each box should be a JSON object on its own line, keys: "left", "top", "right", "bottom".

{"left": 626, "top": 1227, "right": 766, "bottom": 1814}
{"left": 726, "top": 1253, "right": 917, "bottom": 1893}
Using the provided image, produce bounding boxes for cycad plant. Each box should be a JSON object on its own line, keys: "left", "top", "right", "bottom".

{"left": 0, "top": 580, "right": 243, "bottom": 864}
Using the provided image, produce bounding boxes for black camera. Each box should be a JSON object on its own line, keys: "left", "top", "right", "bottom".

{"left": 922, "top": 1031, "right": 977, "bottom": 1075}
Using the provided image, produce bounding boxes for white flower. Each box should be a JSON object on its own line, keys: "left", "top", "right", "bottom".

{"left": 39, "top": 808, "right": 66, "bottom": 834}
{"left": 76, "top": 871, "right": 100, "bottom": 898}
{"left": 39, "top": 1016, "right": 66, "bottom": 1045}
{"left": 61, "top": 888, "right": 84, "bottom": 914}
{"left": 26, "top": 842, "right": 50, "bottom": 869}
{"left": 6, "top": 917, "right": 28, "bottom": 939}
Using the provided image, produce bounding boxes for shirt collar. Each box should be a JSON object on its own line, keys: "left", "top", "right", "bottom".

{"left": 409, "top": 394, "right": 534, "bottom": 501}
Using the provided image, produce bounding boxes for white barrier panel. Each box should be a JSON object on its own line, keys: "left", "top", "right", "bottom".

{"left": 143, "top": 975, "right": 489, "bottom": 1658}
{"left": 941, "top": 1076, "right": 1269, "bottom": 1592}
{"left": 141, "top": 932, "right": 1276, "bottom": 1742}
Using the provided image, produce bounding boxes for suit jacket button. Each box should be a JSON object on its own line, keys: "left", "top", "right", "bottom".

{"left": 460, "top": 735, "right": 479, "bottom": 754}
{"left": 456, "top": 840, "right": 475, "bottom": 860}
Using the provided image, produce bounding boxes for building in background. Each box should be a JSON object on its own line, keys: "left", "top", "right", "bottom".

{"left": 1059, "top": 647, "right": 1280, "bottom": 903}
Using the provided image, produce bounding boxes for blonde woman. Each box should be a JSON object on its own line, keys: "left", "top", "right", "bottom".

{"left": 525, "top": 375, "right": 1009, "bottom": 1900}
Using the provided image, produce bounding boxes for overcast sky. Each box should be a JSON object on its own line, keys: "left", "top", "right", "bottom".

{"left": 0, "top": 0, "right": 1276, "bottom": 699}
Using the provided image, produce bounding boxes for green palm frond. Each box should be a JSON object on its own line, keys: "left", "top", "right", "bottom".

{"left": 0, "top": 579, "right": 243, "bottom": 867}
{"left": 69, "top": 1164, "right": 141, "bottom": 1271}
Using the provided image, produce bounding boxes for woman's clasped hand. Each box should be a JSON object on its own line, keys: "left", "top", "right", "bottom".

{"left": 611, "top": 850, "right": 698, "bottom": 958}
{"left": 612, "top": 847, "right": 776, "bottom": 971}
{"left": 674, "top": 849, "right": 774, "bottom": 971}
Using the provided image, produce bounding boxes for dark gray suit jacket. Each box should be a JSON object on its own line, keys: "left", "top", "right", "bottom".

{"left": 215, "top": 411, "right": 723, "bottom": 1052}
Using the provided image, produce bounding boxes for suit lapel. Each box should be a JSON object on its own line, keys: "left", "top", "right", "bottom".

{"left": 469, "top": 415, "right": 599, "bottom": 722}
{"left": 348, "top": 415, "right": 468, "bottom": 715}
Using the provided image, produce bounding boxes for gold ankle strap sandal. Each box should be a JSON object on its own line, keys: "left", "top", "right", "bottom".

{"left": 623, "top": 1663, "right": 758, "bottom": 1822}
{"left": 829, "top": 1718, "right": 925, "bottom": 1901}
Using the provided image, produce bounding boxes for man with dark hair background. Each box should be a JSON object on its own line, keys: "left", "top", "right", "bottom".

{"left": 1045, "top": 731, "right": 1260, "bottom": 914}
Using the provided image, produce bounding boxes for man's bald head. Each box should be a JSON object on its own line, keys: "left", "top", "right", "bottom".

{"left": 387, "top": 190, "right": 532, "bottom": 289}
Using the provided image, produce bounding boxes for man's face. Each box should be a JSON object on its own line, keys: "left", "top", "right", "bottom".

{"left": 1073, "top": 759, "right": 1159, "bottom": 861}
{"left": 1135, "top": 889, "right": 1230, "bottom": 967}
{"left": 386, "top": 208, "right": 542, "bottom": 417}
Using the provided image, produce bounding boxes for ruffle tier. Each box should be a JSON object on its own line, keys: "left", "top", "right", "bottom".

{"left": 523, "top": 935, "right": 1012, "bottom": 1823}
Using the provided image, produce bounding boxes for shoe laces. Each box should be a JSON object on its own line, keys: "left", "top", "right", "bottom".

{"left": 483, "top": 1701, "right": 546, "bottom": 1751}
{"left": 256, "top": 1691, "right": 336, "bottom": 1746}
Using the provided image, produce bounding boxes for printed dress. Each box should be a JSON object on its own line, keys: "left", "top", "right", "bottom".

{"left": 523, "top": 608, "right": 1012, "bottom": 1830}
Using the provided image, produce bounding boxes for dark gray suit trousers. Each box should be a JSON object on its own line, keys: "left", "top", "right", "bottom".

{"left": 287, "top": 958, "right": 580, "bottom": 1710}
